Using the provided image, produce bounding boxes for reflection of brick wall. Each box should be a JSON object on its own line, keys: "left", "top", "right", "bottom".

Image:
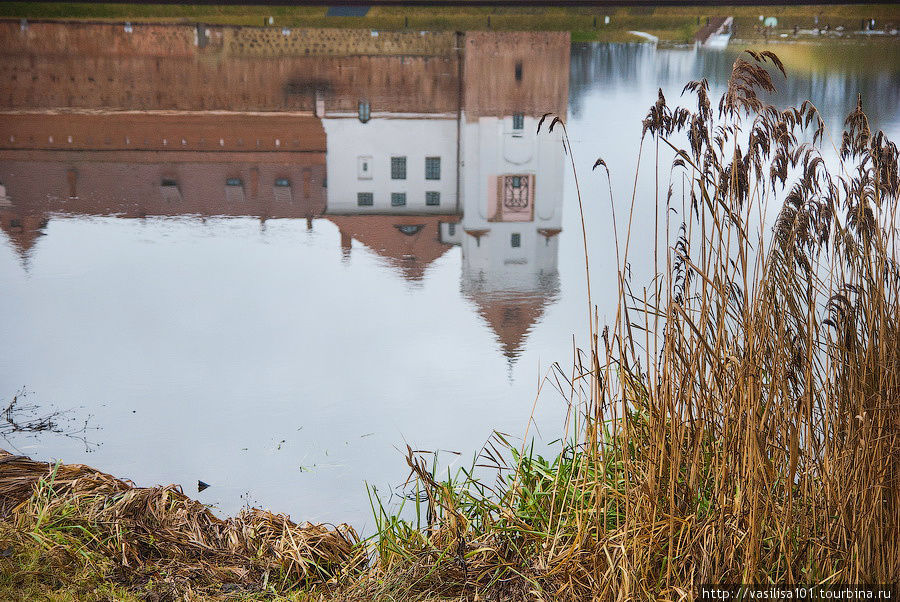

{"left": 0, "top": 54, "right": 459, "bottom": 112}
{"left": 1, "top": 113, "right": 326, "bottom": 153}
{"left": 0, "top": 22, "right": 460, "bottom": 112}
{"left": 0, "top": 157, "right": 327, "bottom": 220}
{"left": 0, "top": 22, "right": 454, "bottom": 58}
{"left": 226, "top": 28, "right": 455, "bottom": 57}
{"left": 463, "top": 31, "right": 569, "bottom": 120}
{"left": 0, "top": 21, "right": 197, "bottom": 57}
{"left": 0, "top": 109, "right": 329, "bottom": 220}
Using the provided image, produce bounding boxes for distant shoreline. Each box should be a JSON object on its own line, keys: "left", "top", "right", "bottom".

{"left": 1, "top": 4, "right": 898, "bottom": 44}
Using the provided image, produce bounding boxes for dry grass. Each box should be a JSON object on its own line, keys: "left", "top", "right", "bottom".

{"left": 0, "top": 450, "right": 365, "bottom": 598}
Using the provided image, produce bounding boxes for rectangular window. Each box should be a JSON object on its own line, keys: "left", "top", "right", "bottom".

{"left": 515, "top": 61, "right": 523, "bottom": 81}
{"left": 511, "top": 233, "right": 521, "bottom": 248}
{"left": 448, "top": 223, "right": 456, "bottom": 236}
{"left": 391, "top": 192, "right": 407, "bottom": 207}
{"left": 512, "top": 175, "right": 522, "bottom": 188}
{"left": 425, "top": 191, "right": 440, "bottom": 206}
{"left": 425, "top": 157, "right": 441, "bottom": 180}
{"left": 512, "top": 114, "right": 524, "bottom": 130}
{"left": 357, "top": 192, "right": 374, "bottom": 206}
{"left": 391, "top": 156, "right": 407, "bottom": 180}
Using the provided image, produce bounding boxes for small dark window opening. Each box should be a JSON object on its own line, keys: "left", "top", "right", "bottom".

{"left": 512, "top": 176, "right": 522, "bottom": 188}
{"left": 275, "top": 178, "right": 290, "bottom": 187}
{"left": 161, "top": 178, "right": 178, "bottom": 187}
{"left": 357, "top": 192, "right": 374, "bottom": 206}
{"left": 397, "top": 224, "right": 423, "bottom": 236}
{"left": 226, "top": 177, "right": 242, "bottom": 186}
{"left": 514, "top": 61, "right": 523, "bottom": 82}
{"left": 511, "top": 233, "right": 521, "bottom": 248}
{"left": 512, "top": 114, "right": 524, "bottom": 130}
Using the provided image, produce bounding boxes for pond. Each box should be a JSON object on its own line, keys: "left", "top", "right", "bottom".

{"left": 1, "top": 23, "right": 898, "bottom": 530}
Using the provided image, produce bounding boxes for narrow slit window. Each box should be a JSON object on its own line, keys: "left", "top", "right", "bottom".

{"left": 515, "top": 62, "right": 523, "bottom": 81}
{"left": 358, "top": 156, "right": 373, "bottom": 179}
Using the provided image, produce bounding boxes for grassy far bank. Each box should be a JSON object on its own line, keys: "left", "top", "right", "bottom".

{"left": 0, "top": 3, "right": 898, "bottom": 43}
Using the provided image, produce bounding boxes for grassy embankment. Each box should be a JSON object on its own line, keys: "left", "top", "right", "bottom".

{"left": 0, "top": 4, "right": 897, "bottom": 43}
{"left": 1, "top": 49, "right": 899, "bottom": 600}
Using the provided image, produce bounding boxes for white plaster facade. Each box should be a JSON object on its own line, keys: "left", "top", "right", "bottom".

{"left": 456, "top": 114, "right": 565, "bottom": 293}
{"left": 322, "top": 116, "right": 459, "bottom": 215}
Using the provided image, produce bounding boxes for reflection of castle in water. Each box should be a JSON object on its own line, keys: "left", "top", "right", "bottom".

{"left": 0, "top": 24, "right": 569, "bottom": 361}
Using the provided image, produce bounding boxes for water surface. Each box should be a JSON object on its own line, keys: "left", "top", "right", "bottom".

{"left": 1, "top": 24, "right": 898, "bottom": 528}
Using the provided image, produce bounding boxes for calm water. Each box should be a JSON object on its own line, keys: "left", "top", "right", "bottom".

{"left": 1, "top": 24, "right": 898, "bottom": 529}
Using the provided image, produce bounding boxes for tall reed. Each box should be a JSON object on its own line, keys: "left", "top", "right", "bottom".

{"left": 364, "top": 50, "right": 900, "bottom": 600}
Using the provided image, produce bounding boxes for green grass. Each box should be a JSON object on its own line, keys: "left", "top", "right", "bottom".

{"left": 1, "top": 4, "right": 896, "bottom": 43}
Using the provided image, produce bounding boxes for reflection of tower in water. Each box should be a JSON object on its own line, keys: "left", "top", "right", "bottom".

{"left": 456, "top": 32, "right": 569, "bottom": 363}
{"left": 320, "top": 31, "right": 569, "bottom": 361}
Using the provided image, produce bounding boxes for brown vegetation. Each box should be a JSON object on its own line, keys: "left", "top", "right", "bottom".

{"left": 0, "top": 450, "right": 364, "bottom": 598}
